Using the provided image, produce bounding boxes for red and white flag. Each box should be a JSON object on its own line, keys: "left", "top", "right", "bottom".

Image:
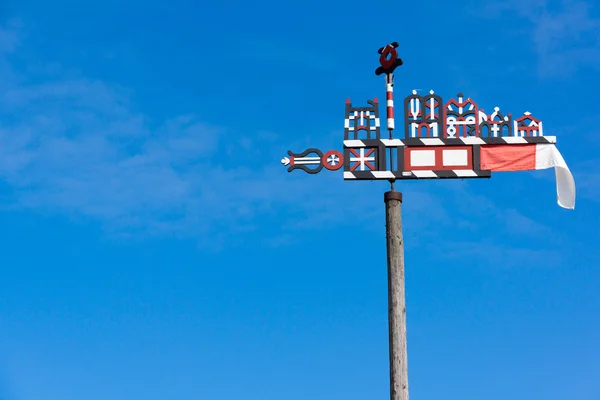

{"left": 480, "top": 144, "right": 575, "bottom": 210}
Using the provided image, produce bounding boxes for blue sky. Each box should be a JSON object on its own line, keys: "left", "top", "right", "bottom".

{"left": 0, "top": 0, "right": 599, "bottom": 399}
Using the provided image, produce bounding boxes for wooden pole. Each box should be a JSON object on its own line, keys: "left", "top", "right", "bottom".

{"left": 384, "top": 190, "right": 409, "bottom": 400}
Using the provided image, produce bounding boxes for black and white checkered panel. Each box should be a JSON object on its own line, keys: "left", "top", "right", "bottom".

{"left": 343, "top": 136, "right": 556, "bottom": 148}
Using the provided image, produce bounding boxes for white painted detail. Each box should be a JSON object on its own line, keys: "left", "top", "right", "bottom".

{"left": 442, "top": 149, "right": 469, "bottom": 166}
{"left": 533, "top": 144, "right": 575, "bottom": 209}
{"left": 410, "top": 150, "right": 436, "bottom": 167}
{"left": 490, "top": 124, "right": 501, "bottom": 136}
{"left": 294, "top": 157, "right": 321, "bottom": 165}
{"left": 460, "top": 137, "right": 486, "bottom": 145}
{"left": 343, "top": 172, "right": 357, "bottom": 179}
{"left": 327, "top": 154, "right": 340, "bottom": 165}
{"left": 349, "top": 148, "right": 375, "bottom": 171}
{"left": 453, "top": 170, "right": 478, "bottom": 177}
{"left": 428, "top": 96, "right": 436, "bottom": 119}
{"left": 372, "top": 171, "right": 395, "bottom": 178}
{"left": 502, "top": 137, "right": 528, "bottom": 144}
{"left": 344, "top": 140, "right": 366, "bottom": 147}
{"left": 281, "top": 157, "right": 290, "bottom": 166}
{"left": 420, "top": 138, "right": 445, "bottom": 146}
{"left": 380, "top": 139, "right": 405, "bottom": 147}
{"left": 410, "top": 97, "right": 420, "bottom": 119}
{"left": 412, "top": 170, "right": 438, "bottom": 178}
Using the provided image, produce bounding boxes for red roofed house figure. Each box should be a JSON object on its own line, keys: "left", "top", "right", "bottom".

{"left": 514, "top": 111, "right": 543, "bottom": 137}
{"left": 444, "top": 93, "right": 480, "bottom": 138}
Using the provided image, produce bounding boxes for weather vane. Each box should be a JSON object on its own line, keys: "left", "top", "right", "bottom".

{"left": 279, "top": 41, "right": 575, "bottom": 400}
{"left": 281, "top": 42, "right": 575, "bottom": 209}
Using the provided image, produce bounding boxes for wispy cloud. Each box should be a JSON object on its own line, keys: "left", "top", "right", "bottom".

{"left": 0, "top": 21, "right": 566, "bottom": 255}
{"left": 438, "top": 241, "right": 565, "bottom": 268}
{"left": 479, "top": 0, "right": 600, "bottom": 77}
{"left": 572, "top": 159, "right": 600, "bottom": 202}
{"left": 0, "top": 27, "right": 389, "bottom": 243}
{"left": 0, "top": 20, "right": 21, "bottom": 53}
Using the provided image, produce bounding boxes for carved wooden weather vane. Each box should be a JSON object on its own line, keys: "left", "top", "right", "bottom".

{"left": 280, "top": 42, "right": 576, "bottom": 400}
{"left": 282, "top": 42, "right": 575, "bottom": 205}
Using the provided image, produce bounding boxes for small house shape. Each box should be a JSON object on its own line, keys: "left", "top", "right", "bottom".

{"left": 479, "top": 107, "right": 513, "bottom": 137}
{"left": 344, "top": 99, "right": 381, "bottom": 140}
{"left": 514, "top": 112, "right": 543, "bottom": 136}
{"left": 444, "top": 93, "right": 480, "bottom": 138}
{"left": 403, "top": 90, "right": 443, "bottom": 138}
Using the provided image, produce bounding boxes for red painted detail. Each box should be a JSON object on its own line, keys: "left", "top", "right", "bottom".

{"left": 349, "top": 148, "right": 376, "bottom": 171}
{"left": 379, "top": 45, "right": 398, "bottom": 70}
{"left": 457, "top": 117, "right": 467, "bottom": 138}
{"left": 404, "top": 146, "right": 473, "bottom": 171}
{"left": 480, "top": 144, "right": 536, "bottom": 171}
{"left": 386, "top": 86, "right": 395, "bottom": 123}
{"left": 515, "top": 113, "right": 541, "bottom": 124}
{"left": 418, "top": 122, "right": 431, "bottom": 137}
{"left": 514, "top": 113, "right": 541, "bottom": 136}
{"left": 290, "top": 156, "right": 295, "bottom": 166}
{"left": 443, "top": 95, "right": 480, "bottom": 138}
{"left": 322, "top": 150, "right": 344, "bottom": 171}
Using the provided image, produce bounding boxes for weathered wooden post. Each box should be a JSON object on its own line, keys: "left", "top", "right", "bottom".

{"left": 384, "top": 190, "right": 408, "bottom": 400}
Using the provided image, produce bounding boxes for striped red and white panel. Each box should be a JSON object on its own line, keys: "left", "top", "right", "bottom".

{"left": 480, "top": 143, "right": 575, "bottom": 209}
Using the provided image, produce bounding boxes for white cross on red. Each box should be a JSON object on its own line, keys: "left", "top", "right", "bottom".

{"left": 349, "top": 148, "right": 376, "bottom": 171}
{"left": 327, "top": 154, "right": 340, "bottom": 166}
